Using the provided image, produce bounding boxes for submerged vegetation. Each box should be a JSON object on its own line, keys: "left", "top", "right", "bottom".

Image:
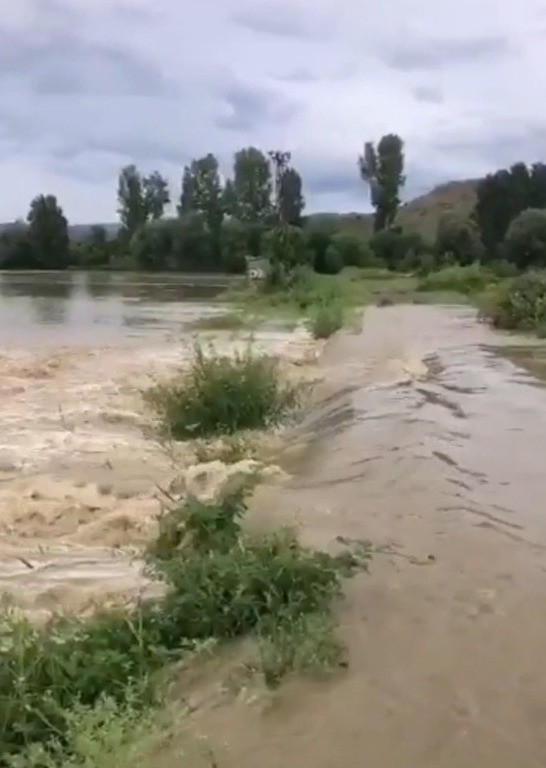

{"left": 0, "top": 485, "right": 368, "bottom": 765}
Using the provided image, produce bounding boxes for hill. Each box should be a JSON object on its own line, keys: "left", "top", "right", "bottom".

{"left": 307, "top": 178, "right": 479, "bottom": 242}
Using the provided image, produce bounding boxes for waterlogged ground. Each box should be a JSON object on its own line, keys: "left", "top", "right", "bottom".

{"left": 0, "top": 272, "right": 320, "bottom": 617}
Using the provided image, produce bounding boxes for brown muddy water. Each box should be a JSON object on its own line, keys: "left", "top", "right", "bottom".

{"left": 188, "top": 305, "right": 546, "bottom": 768}
{"left": 0, "top": 271, "right": 316, "bottom": 617}
{"left": 2, "top": 275, "right": 546, "bottom": 766}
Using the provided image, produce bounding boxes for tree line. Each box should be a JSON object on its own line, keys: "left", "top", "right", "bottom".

{"left": 1, "top": 135, "right": 546, "bottom": 274}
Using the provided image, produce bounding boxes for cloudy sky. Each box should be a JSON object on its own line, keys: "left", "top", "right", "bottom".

{"left": 0, "top": 0, "right": 545, "bottom": 223}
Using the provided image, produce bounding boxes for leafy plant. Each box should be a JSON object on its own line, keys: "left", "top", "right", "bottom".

{"left": 308, "top": 302, "right": 344, "bottom": 339}
{"left": 145, "top": 344, "right": 301, "bottom": 439}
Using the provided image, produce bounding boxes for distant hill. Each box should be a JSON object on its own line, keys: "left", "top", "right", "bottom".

{"left": 306, "top": 178, "right": 480, "bottom": 242}
{"left": 0, "top": 178, "right": 480, "bottom": 245}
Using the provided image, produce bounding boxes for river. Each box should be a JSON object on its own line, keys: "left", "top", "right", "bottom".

{"left": 0, "top": 270, "right": 314, "bottom": 616}
{"left": 2, "top": 276, "right": 546, "bottom": 765}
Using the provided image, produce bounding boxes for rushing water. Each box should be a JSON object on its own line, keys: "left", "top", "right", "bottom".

{"left": 0, "top": 270, "right": 237, "bottom": 347}
{"left": 188, "top": 305, "right": 546, "bottom": 768}
{"left": 3, "top": 281, "right": 546, "bottom": 765}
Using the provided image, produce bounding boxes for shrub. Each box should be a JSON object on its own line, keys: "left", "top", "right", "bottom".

{"left": 435, "top": 213, "right": 484, "bottom": 265}
{"left": 478, "top": 271, "right": 546, "bottom": 330}
{"left": 330, "top": 233, "right": 373, "bottom": 268}
{"left": 370, "top": 228, "right": 426, "bottom": 270}
{"left": 0, "top": 488, "right": 368, "bottom": 763}
{"left": 503, "top": 208, "right": 546, "bottom": 269}
{"left": 321, "top": 245, "right": 344, "bottom": 275}
{"left": 305, "top": 224, "right": 336, "bottom": 273}
{"left": 308, "top": 302, "right": 344, "bottom": 339}
{"left": 219, "top": 219, "right": 248, "bottom": 274}
{"left": 263, "top": 226, "right": 309, "bottom": 271}
{"left": 417, "top": 263, "right": 497, "bottom": 295}
{"left": 145, "top": 344, "right": 301, "bottom": 439}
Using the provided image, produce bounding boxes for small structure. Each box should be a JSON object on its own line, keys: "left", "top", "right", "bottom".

{"left": 245, "top": 256, "right": 267, "bottom": 284}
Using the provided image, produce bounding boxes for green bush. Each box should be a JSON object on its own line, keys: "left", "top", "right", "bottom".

{"left": 330, "top": 233, "right": 373, "bottom": 268}
{"left": 417, "top": 263, "right": 497, "bottom": 295}
{"left": 144, "top": 344, "right": 301, "bottom": 439}
{"left": 307, "top": 303, "right": 344, "bottom": 339}
{"left": 478, "top": 271, "right": 546, "bottom": 330}
{"left": 1, "top": 487, "right": 367, "bottom": 763}
{"left": 263, "top": 226, "right": 309, "bottom": 271}
{"left": 322, "top": 245, "right": 344, "bottom": 275}
{"left": 503, "top": 208, "right": 546, "bottom": 269}
{"left": 435, "top": 213, "right": 484, "bottom": 265}
{"left": 370, "top": 228, "right": 427, "bottom": 271}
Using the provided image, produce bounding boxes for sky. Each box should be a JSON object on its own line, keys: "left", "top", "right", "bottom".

{"left": 0, "top": 0, "right": 545, "bottom": 223}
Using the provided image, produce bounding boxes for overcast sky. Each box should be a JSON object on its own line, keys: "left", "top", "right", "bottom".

{"left": 0, "top": 0, "right": 545, "bottom": 223}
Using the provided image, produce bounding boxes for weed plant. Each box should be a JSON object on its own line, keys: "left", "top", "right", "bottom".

{"left": 145, "top": 344, "right": 301, "bottom": 440}
{"left": 1, "top": 487, "right": 369, "bottom": 765}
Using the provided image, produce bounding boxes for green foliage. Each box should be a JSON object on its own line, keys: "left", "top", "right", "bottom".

{"left": 503, "top": 208, "right": 546, "bottom": 269}
{"left": 359, "top": 134, "right": 405, "bottom": 231}
{"left": 264, "top": 226, "right": 309, "bottom": 271}
{"left": 307, "top": 302, "right": 344, "bottom": 339}
{"left": 177, "top": 154, "right": 224, "bottom": 250}
{"left": 418, "top": 263, "right": 497, "bottom": 295}
{"left": 279, "top": 167, "right": 305, "bottom": 226}
{"left": 0, "top": 227, "right": 37, "bottom": 269}
{"left": 478, "top": 272, "right": 546, "bottom": 331}
{"left": 435, "top": 213, "right": 484, "bottom": 265}
{"left": 219, "top": 219, "right": 248, "bottom": 273}
{"left": 144, "top": 344, "right": 301, "bottom": 439}
{"left": 322, "top": 244, "right": 344, "bottom": 275}
{"left": 228, "top": 147, "right": 272, "bottom": 223}
{"left": 370, "top": 228, "right": 426, "bottom": 270}
{"left": 117, "top": 166, "right": 170, "bottom": 240}
{"left": 474, "top": 162, "right": 546, "bottom": 254}
{"left": 27, "top": 195, "right": 70, "bottom": 269}
{"left": 0, "top": 484, "right": 366, "bottom": 764}
{"left": 5, "top": 696, "right": 162, "bottom": 768}
{"left": 330, "top": 232, "right": 374, "bottom": 268}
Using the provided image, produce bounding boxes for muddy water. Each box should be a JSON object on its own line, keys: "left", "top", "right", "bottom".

{"left": 0, "top": 271, "right": 316, "bottom": 617}
{"left": 191, "top": 305, "right": 546, "bottom": 768}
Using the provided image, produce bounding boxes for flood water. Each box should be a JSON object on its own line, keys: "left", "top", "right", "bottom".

{"left": 0, "top": 270, "right": 238, "bottom": 347}
{"left": 188, "top": 305, "right": 546, "bottom": 768}
{"left": 2, "top": 277, "right": 546, "bottom": 766}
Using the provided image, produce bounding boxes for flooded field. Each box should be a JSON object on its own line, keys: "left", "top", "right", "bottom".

{"left": 3, "top": 274, "right": 546, "bottom": 766}
{"left": 0, "top": 271, "right": 317, "bottom": 616}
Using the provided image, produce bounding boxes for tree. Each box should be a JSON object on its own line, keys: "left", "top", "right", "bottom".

{"left": 229, "top": 147, "right": 272, "bottom": 223}
{"left": 279, "top": 167, "right": 305, "bottom": 226}
{"left": 117, "top": 165, "right": 147, "bottom": 238}
{"left": 435, "top": 213, "right": 484, "bottom": 265}
{"left": 177, "top": 154, "right": 225, "bottom": 255}
{"left": 504, "top": 208, "right": 546, "bottom": 269}
{"left": 26, "top": 194, "right": 70, "bottom": 269}
{"left": 473, "top": 162, "right": 546, "bottom": 255}
{"left": 359, "top": 134, "right": 405, "bottom": 232}
{"left": 143, "top": 171, "right": 170, "bottom": 221}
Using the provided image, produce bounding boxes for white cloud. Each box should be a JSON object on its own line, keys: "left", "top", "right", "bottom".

{"left": 0, "top": 0, "right": 544, "bottom": 222}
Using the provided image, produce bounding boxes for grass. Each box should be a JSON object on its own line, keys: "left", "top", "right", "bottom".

{"left": 417, "top": 263, "right": 499, "bottom": 295}
{"left": 188, "top": 311, "right": 252, "bottom": 332}
{"left": 144, "top": 344, "right": 301, "bottom": 440}
{"left": 1, "top": 486, "right": 369, "bottom": 765}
